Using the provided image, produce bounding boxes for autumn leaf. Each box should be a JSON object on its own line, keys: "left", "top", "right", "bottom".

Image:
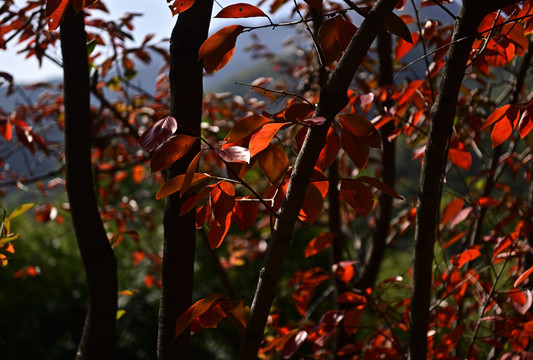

{"left": 395, "top": 32, "right": 419, "bottom": 60}
{"left": 258, "top": 144, "right": 289, "bottom": 183}
{"left": 214, "top": 3, "right": 268, "bottom": 18}
{"left": 211, "top": 181, "right": 235, "bottom": 226}
{"left": 441, "top": 198, "right": 464, "bottom": 227}
{"left": 284, "top": 102, "right": 315, "bottom": 122}
{"left": 450, "top": 245, "right": 482, "bottom": 268}
{"left": 383, "top": 11, "right": 413, "bottom": 44}
{"left": 282, "top": 330, "right": 308, "bottom": 358}
{"left": 168, "top": 0, "right": 196, "bottom": 16}
{"left": 208, "top": 210, "right": 232, "bottom": 249}
{"left": 514, "top": 266, "right": 533, "bottom": 288}
{"left": 150, "top": 134, "right": 197, "bottom": 173}
{"left": 305, "top": 232, "right": 335, "bottom": 257}
{"left": 232, "top": 199, "right": 259, "bottom": 231}
{"left": 224, "top": 114, "right": 271, "bottom": 144}
{"left": 249, "top": 122, "right": 288, "bottom": 158}
{"left": 139, "top": 116, "right": 178, "bottom": 151}
{"left": 340, "top": 180, "right": 374, "bottom": 216}
{"left": 7, "top": 203, "right": 35, "bottom": 220}
{"left": 181, "top": 150, "right": 203, "bottom": 196}
{"left": 199, "top": 25, "right": 244, "bottom": 73}
{"left": 357, "top": 176, "right": 402, "bottom": 199}
{"left": 491, "top": 116, "right": 513, "bottom": 147}
{"left": 156, "top": 173, "right": 209, "bottom": 200}
{"left": 518, "top": 103, "right": 533, "bottom": 138}
{"left": 175, "top": 293, "right": 224, "bottom": 337}
{"left": 480, "top": 104, "right": 518, "bottom": 131}
{"left": 215, "top": 146, "right": 250, "bottom": 164}
{"left": 448, "top": 143, "right": 472, "bottom": 171}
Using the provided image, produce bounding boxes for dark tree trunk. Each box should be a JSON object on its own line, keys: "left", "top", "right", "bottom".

{"left": 60, "top": 6, "right": 118, "bottom": 360}
{"left": 408, "top": 1, "right": 519, "bottom": 359}
{"left": 156, "top": 0, "right": 213, "bottom": 358}
{"left": 238, "top": 1, "right": 399, "bottom": 358}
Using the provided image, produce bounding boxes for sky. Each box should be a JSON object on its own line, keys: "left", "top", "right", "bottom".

{"left": 2, "top": 0, "right": 289, "bottom": 84}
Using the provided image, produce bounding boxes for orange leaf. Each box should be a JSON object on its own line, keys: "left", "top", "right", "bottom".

{"left": 284, "top": 102, "right": 315, "bottom": 122}
{"left": 395, "top": 32, "right": 419, "bottom": 60}
{"left": 515, "top": 266, "right": 533, "bottom": 288}
{"left": 150, "top": 134, "right": 197, "bottom": 173}
{"left": 397, "top": 80, "right": 425, "bottom": 106}
{"left": 316, "top": 126, "right": 340, "bottom": 170}
{"left": 180, "top": 185, "right": 214, "bottom": 215}
{"left": 490, "top": 115, "right": 512, "bottom": 147}
{"left": 199, "top": 25, "right": 244, "bottom": 73}
{"left": 232, "top": 198, "right": 259, "bottom": 231}
{"left": 451, "top": 245, "right": 482, "bottom": 269}
{"left": 132, "top": 164, "right": 146, "bottom": 184}
{"left": 249, "top": 122, "right": 288, "bottom": 158}
{"left": 208, "top": 210, "right": 232, "bottom": 249}
{"left": 211, "top": 181, "right": 235, "bottom": 226}
{"left": 214, "top": 3, "right": 268, "bottom": 18}
{"left": 340, "top": 180, "right": 374, "bottom": 216}
{"left": 480, "top": 104, "right": 518, "bottom": 131}
{"left": 337, "top": 291, "right": 367, "bottom": 305}
{"left": 305, "top": 232, "right": 335, "bottom": 257}
{"left": 156, "top": 173, "right": 209, "bottom": 200}
{"left": 224, "top": 114, "right": 271, "bottom": 144}
{"left": 175, "top": 293, "right": 224, "bottom": 337}
{"left": 258, "top": 144, "right": 289, "bottom": 183}
{"left": 0, "top": 118, "right": 12, "bottom": 141}
{"left": 292, "top": 286, "right": 315, "bottom": 316}
{"left": 442, "top": 231, "right": 467, "bottom": 249}
{"left": 442, "top": 198, "right": 464, "bottom": 227}
{"left": 168, "top": 0, "right": 196, "bottom": 15}
{"left": 181, "top": 150, "right": 203, "bottom": 196}
{"left": 45, "top": 0, "right": 70, "bottom": 31}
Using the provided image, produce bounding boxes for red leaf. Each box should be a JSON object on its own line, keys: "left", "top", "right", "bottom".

{"left": 199, "top": 25, "right": 244, "bottom": 73}
{"left": 168, "top": 0, "right": 196, "bottom": 15}
{"left": 451, "top": 245, "right": 482, "bottom": 269}
{"left": 338, "top": 113, "right": 381, "bottom": 147}
{"left": 491, "top": 116, "right": 513, "bottom": 147}
{"left": 299, "top": 183, "right": 324, "bottom": 225}
{"left": 211, "top": 181, "right": 235, "bottom": 226}
{"left": 215, "top": 3, "right": 268, "bottom": 18}
{"left": 292, "top": 286, "right": 315, "bottom": 316}
{"left": 132, "top": 164, "right": 146, "bottom": 184}
{"left": 181, "top": 150, "right": 203, "bottom": 196}
{"left": 284, "top": 102, "right": 315, "bottom": 122}
{"left": 215, "top": 146, "right": 250, "bottom": 164}
{"left": 282, "top": 330, "right": 308, "bottom": 359}
{"left": 508, "top": 289, "right": 532, "bottom": 314}
{"left": 357, "top": 176, "right": 402, "bottom": 199}
{"left": 442, "top": 198, "right": 464, "bottom": 227}
{"left": 249, "top": 122, "right": 288, "bottom": 158}
{"left": 150, "top": 134, "right": 197, "bottom": 173}
{"left": 45, "top": 0, "right": 69, "bottom": 31}
{"left": 208, "top": 210, "right": 232, "bottom": 249}
{"left": 156, "top": 173, "right": 209, "bottom": 200}
{"left": 480, "top": 104, "right": 518, "bottom": 131}
{"left": 395, "top": 32, "right": 419, "bottom": 60}
{"left": 317, "top": 16, "right": 357, "bottom": 64}
{"left": 341, "top": 127, "right": 370, "bottom": 168}
{"left": 232, "top": 199, "right": 259, "bottom": 231}
{"left": 515, "top": 266, "right": 533, "bottom": 288}
{"left": 258, "top": 144, "right": 289, "bottom": 183}
{"left": 305, "top": 232, "right": 335, "bottom": 257}
{"left": 225, "top": 114, "right": 271, "bottom": 144}
{"left": 139, "top": 116, "right": 178, "bottom": 151}
{"left": 180, "top": 185, "right": 215, "bottom": 215}
{"left": 0, "top": 119, "right": 12, "bottom": 141}
{"left": 340, "top": 180, "right": 374, "bottom": 216}
{"left": 316, "top": 126, "right": 340, "bottom": 170}
{"left": 343, "top": 307, "right": 364, "bottom": 336}
{"left": 337, "top": 291, "right": 367, "bottom": 305}
{"left": 175, "top": 293, "right": 224, "bottom": 337}
{"left": 397, "top": 79, "right": 425, "bottom": 106}
{"left": 442, "top": 231, "right": 467, "bottom": 249}
{"left": 448, "top": 146, "right": 472, "bottom": 171}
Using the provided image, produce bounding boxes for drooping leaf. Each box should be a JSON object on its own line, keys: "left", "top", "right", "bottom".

{"left": 181, "top": 150, "right": 203, "bottom": 196}
{"left": 249, "top": 122, "right": 288, "bottom": 158}
{"left": 258, "top": 144, "right": 289, "bottom": 183}
{"left": 168, "top": 0, "right": 196, "bottom": 15}
{"left": 448, "top": 144, "right": 472, "bottom": 171}
{"left": 395, "top": 32, "right": 419, "bottom": 60}
{"left": 224, "top": 114, "right": 271, "bottom": 144}
{"left": 305, "top": 232, "right": 335, "bottom": 257}
{"left": 491, "top": 116, "right": 513, "bottom": 147}
{"left": 340, "top": 127, "right": 370, "bottom": 169}
{"left": 383, "top": 11, "right": 413, "bottom": 43}
{"left": 211, "top": 181, "right": 235, "bottom": 226}
{"left": 208, "top": 210, "right": 232, "bottom": 248}
{"left": 139, "top": 116, "right": 178, "bottom": 151}
{"left": 450, "top": 245, "right": 482, "bottom": 268}
{"left": 156, "top": 173, "right": 209, "bottom": 200}
{"left": 515, "top": 266, "right": 533, "bottom": 288}
{"left": 180, "top": 185, "right": 215, "bottom": 215}
{"left": 214, "top": 3, "right": 268, "bottom": 18}
{"left": 150, "top": 134, "right": 197, "bottom": 173}
{"left": 199, "top": 25, "right": 244, "bottom": 73}
{"left": 215, "top": 146, "right": 250, "bottom": 164}
{"left": 442, "top": 198, "right": 464, "bottom": 227}
{"left": 232, "top": 199, "right": 259, "bottom": 231}
{"left": 175, "top": 293, "right": 224, "bottom": 337}
{"left": 357, "top": 176, "right": 402, "bottom": 199}
{"left": 340, "top": 180, "right": 374, "bottom": 216}
{"left": 338, "top": 113, "right": 381, "bottom": 147}
{"left": 299, "top": 183, "right": 324, "bottom": 225}
{"left": 7, "top": 203, "right": 35, "bottom": 220}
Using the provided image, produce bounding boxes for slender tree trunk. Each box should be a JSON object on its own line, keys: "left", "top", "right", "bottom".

{"left": 238, "top": 1, "right": 399, "bottom": 358}
{"left": 156, "top": 0, "right": 213, "bottom": 358}
{"left": 408, "top": 1, "right": 519, "bottom": 359}
{"left": 60, "top": 6, "right": 118, "bottom": 359}
{"left": 356, "top": 29, "right": 395, "bottom": 291}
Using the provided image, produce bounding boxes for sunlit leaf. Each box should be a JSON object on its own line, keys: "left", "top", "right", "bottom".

{"left": 249, "top": 122, "right": 288, "bottom": 158}
{"left": 224, "top": 114, "right": 271, "bottom": 144}
{"left": 208, "top": 210, "right": 232, "bottom": 248}
{"left": 150, "top": 134, "right": 197, "bottom": 173}
{"left": 258, "top": 144, "right": 289, "bottom": 183}
{"left": 305, "top": 232, "right": 335, "bottom": 257}
{"left": 7, "top": 203, "right": 35, "bottom": 220}
{"left": 181, "top": 150, "right": 203, "bottom": 196}
{"left": 45, "top": 0, "right": 70, "bottom": 31}
{"left": 284, "top": 102, "right": 315, "bottom": 122}
{"left": 515, "top": 266, "right": 533, "bottom": 288}
{"left": 168, "top": 0, "right": 196, "bottom": 15}
{"left": 214, "top": 3, "right": 268, "bottom": 18}
{"left": 441, "top": 198, "right": 464, "bottom": 227}
{"left": 491, "top": 116, "right": 513, "bottom": 147}
{"left": 299, "top": 183, "right": 324, "bottom": 225}
{"left": 199, "top": 25, "right": 244, "bottom": 73}
{"left": 175, "top": 293, "right": 224, "bottom": 337}
{"left": 518, "top": 104, "right": 533, "bottom": 138}
{"left": 211, "top": 181, "right": 235, "bottom": 226}
{"left": 450, "top": 245, "right": 482, "bottom": 268}
{"left": 395, "top": 32, "right": 419, "bottom": 60}
{"left": 156, "top": 173, "right": 208, "bottom": 200}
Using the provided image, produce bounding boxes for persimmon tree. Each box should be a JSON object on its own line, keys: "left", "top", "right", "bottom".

{"left": 2, "top": 0, "right": 533, "bottom": 359}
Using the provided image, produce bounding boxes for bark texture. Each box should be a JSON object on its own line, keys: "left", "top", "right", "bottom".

{"left": 408, "top": 1, "right": 520, "bottom": 358}
{"left": 60, "top": 6, "right": 118, "bottom": 360}
{"left": 237, "top": 1, "right": 399, "bottom": 358}
{"left": 156, "top": 0, "right": 213, "bottom": 358}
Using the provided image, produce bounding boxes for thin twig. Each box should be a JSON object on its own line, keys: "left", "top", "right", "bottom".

{"left": 235, "top": 82, "right": 314, "bottom": 105}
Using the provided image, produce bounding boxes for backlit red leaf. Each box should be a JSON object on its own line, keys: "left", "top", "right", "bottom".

{"left": 249, "top": 122, "right": 288, "bottom": 158}
{"left": 448, "top": 146, "right": 472, "bottom": 171}
{"left": 199, "top": 25, "right": 244, "bottom": 73}
{"left": 156, "top": 173, "right": 209, "bottom": 200}
{"left": 491, "top": 116, "right": 513, "bottom": 147}
{"left": 258, "top": 144, "right": 289, "bottom": 183}
{"left": 480, "top": 104, "right": 518, "bottom": 131}
{"left": 299, "top": 183, "right": 324, "bottom": 225}
{"left": 181, "top": 150, "right": 203, "bottom": 196}
{"left": 451, "top": 245, "right": 482, "bottom": 268}
{"left": 338, "top": 113, "right": 381, "bottom": 147}
{"left": 357, "top": 176, "right": 402, "bottom": 199}
{"left": 45, "top": 0, "right": 69, "bottom": 31}
{"left": 180, "top": 185, "right": 215, "bottom": 215}
{"left": 305, "top": 232, "right": 335, "bottom": 257}
{"left": 139, "top": 116, "right": 178, "bottom": 151}
{"left": 233, "top": 199, "right": 259, "bottom": 231}
{"left": 150, "top": 134, "right": 197, "bottom": 173}
{"left": 343, "top": 307, "right": 364, "bottom": 336}
{"left": 515, "top": 266, "right": 533, "bottom": 288}
{"left": 168, "top": 0, "right": 196, "bottom": 15}
{"left": 384, "top": 11, "right": 413, "bottom": 44}
{"left": 225, "top": 114, "right": 271, "bottom": 144}
{"left": 215, "top": 3, "right": 267, "bottom": 18}
{"left": 0, "top": 119, "right": 12, "bottom": 141}
{"left": 395, "top": 32, "right": 419, "bottom": 60}
{"left": 340, "top": 180, "right": 374, "bottom": 216}
{"left": 397, "top": 80, "right": 425, "bottom": 106}
{"left": 284, "top": 102, "right": 315, "bottom": 122}
{"left": 316, "top": 126, "right": 340, "bottom": 170}
{"left": 519, "top": 104, "right": 533, "bottom": 138}
{"left": 341, "top": 128, "right": 370, "bottom": 169}
{"left": 175, "top": 293, "right": 224, "bottom": 337}
{"left": 211, "top": 181, "right": 235, "bottom": 226}
{"left": 442, "top": 198, "right": 464, "bottom": 227}
{"left": 208, "top": 210, "right": 232, "bottom": 249}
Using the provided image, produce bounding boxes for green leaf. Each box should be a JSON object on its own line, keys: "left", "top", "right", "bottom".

{"left": 86, "top": 39, "right": 98, "bottom": 56}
